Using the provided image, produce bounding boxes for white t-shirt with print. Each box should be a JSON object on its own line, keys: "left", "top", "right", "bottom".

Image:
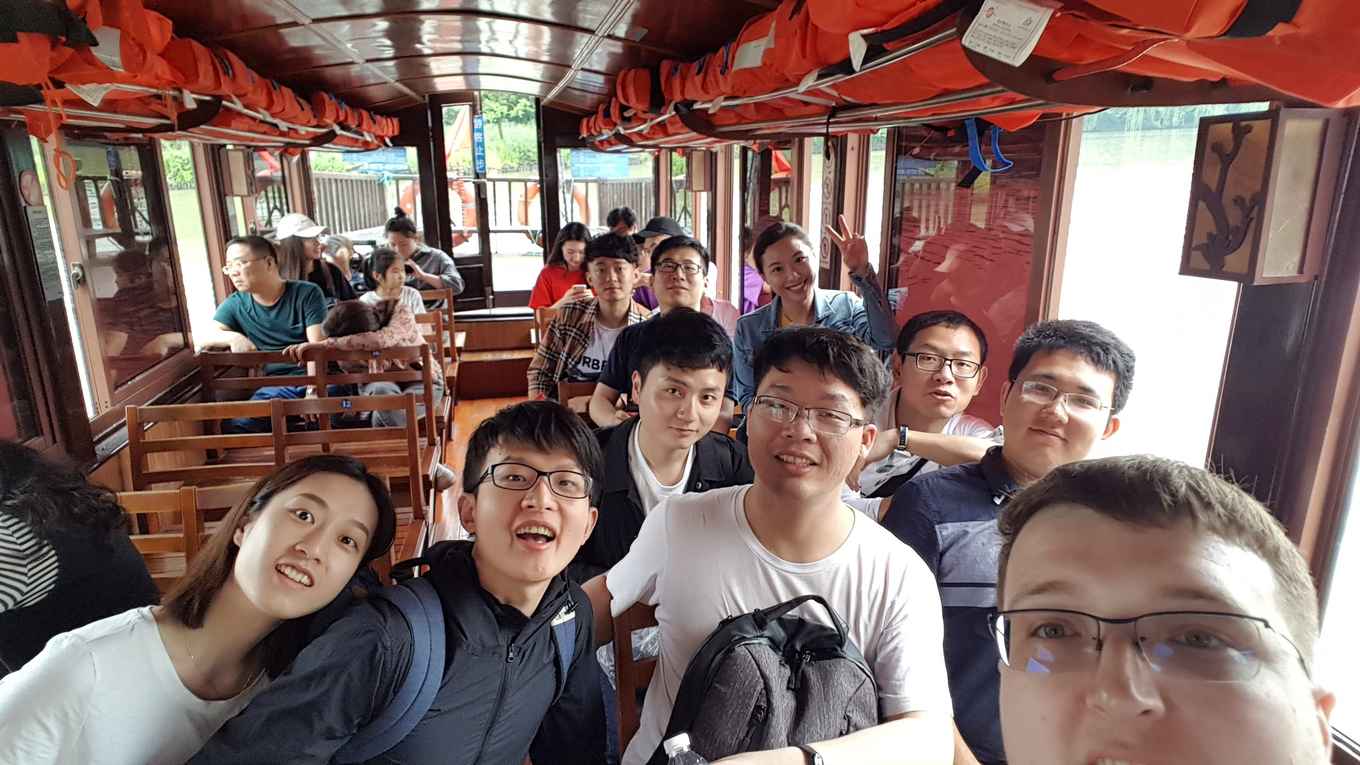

{"left": 628, "top": 424, "right": 695, "bottom": 514}
{"left": 606, "top": 485, "right": 951, "bottom": 765}
{"left": 361, "top": 286, "right": 427, "bottom": 317}
{"left": 0, "top": 607, "right": 264, "bottom": 765}
{"left": 574, "top": 322, "right": 625, "bottom": 380}
{"left": 856, "top": 388, "right": 1001, "bottom": 497}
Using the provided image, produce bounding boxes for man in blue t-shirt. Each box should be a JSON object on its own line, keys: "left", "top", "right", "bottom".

{"left": 200, "top": 235, "right": 328, "bottom": 430}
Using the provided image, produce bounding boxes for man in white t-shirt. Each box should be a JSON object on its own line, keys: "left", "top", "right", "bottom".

{"left": 584, "top": 327, "right": 953, "bottom": 765}
{"left": 845, "top": 310, "right": 1002, "bottom": 518}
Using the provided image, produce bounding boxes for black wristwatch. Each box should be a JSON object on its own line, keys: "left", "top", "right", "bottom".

{"left": 897, "top": 424, "right": 911, "bottom": 452}
{"left": 796, "top": 744, "right": 824, "bottom": 765}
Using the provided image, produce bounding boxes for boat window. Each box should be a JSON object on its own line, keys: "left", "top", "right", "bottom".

{"left": 557, "top": 147, "right": 656, "bottom": 233}
{"left": 481, "top": 92, "right": 544, "bottom": 299}
{"left": 864, "top": 129, "right": 890, "bottom": 269}
{"left": 440, "top": 103, "right": 484, "bottom": 288}
{"left": 159, "top": 141, "right": 217, "bottom": 346}
{"left": 884, "top": 124, "right": 1046, "bottom": 421}
{"left": 1057, "top": 105, "right": 1265, "bottom": 463}
{"left": 63, "top": 141, "right": 188, "bottom": 395}
{"left": 308, "top": 146, "right": 422, "bottom": 248}
{"left": 806, "top": 137, "right": 826, "bottom": 244}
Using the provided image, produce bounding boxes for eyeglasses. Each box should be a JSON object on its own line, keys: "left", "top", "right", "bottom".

{"left": 991, "top": 609, "right": 1310, "bottom": 683}
{"left": 1018, "top": 380, "right": 1109, "bottom": 416}
{"left": 473, "top": 462, "right": 592, "bottom": 500}
{"left": 905, "top": 352, "right": 981, "bottom": 379}
{"left": 654, "top": 259, "right": 704, "bottom": 277}
{"left": 221, "top": 257, "right": 265, "bottom": 275}
{"left": 751, "top": 394, "right": 865, "bottom": 437}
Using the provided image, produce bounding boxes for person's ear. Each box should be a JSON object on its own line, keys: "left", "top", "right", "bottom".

{"left": 859, "top": 424, "right": 877, "bottom": 458}
{"left": 582, "top": 506, "right": 599, "bottom": 543}
{"left": 889, "top": 354, "right": 904, "bottom": 379}
{"left": 975, "top": 366, "right": 989, "bottom": 391}
{"left": 457, "top": 492, "right": 478, "bottom": 536}
{"left": 631, "top": 370, "right": 643, "bottom": 403}
{"left": 232, "top": 512, "right": 258, "bottom": 548}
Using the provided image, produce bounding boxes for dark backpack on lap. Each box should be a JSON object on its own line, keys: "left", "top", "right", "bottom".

{"left": 648, "top": 594, "right": 879, "bottom": 764}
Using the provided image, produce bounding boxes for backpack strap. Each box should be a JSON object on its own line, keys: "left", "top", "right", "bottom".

{"left": 334, "top": 577, "right": 446, "bottom": 764}
{"left": 549, "top": 602, "right": 577, "bottom": 702}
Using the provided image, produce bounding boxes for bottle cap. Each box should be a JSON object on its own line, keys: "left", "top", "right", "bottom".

{"left": 662, "top": 733, "right": 692, "bottom": 756}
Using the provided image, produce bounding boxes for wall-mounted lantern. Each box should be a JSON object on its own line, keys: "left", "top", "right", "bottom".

{"left": 1180, "top": 108, "right": 1346, "bottom": 285}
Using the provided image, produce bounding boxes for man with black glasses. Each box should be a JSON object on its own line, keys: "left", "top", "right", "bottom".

{"left": 994, "top": 455, "right": 1335, "bottom": 765}
{"left": 881, "top": 319, "right": 1135, "bottom": 765}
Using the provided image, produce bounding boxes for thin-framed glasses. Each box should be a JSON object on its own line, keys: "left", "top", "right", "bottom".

{"left": 474, "top": 462, "right": 592, "bottom": 500}
{"left": 751, "top": 394, "right": 865, "bottom": 437}
{"left": 654, "top": 259, "right": 704, "bottom": 277}
{"left": 221, "top": 257, "right": 265, "bottom": 276}
{"left": 1018, "top": 380, "right": 1110, "bottom": 416}
{"left": 905, "top": 352, "right": 981, "bottom": 379}
{"left": 991, "top": 609, "right": 1310, "bottom": 683}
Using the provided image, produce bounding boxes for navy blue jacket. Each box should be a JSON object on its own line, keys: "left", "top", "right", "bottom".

{"left": 881, "top": 446, "right": 1018, "bottom": 764}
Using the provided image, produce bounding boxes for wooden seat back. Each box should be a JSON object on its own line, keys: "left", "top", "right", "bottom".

{"left": 308, "top": 344, "right": 438, "bottom": 449}
{"left": 126, "top": 400, "right": 278, "bottom": 489}
{"left": 613, "top": 602, "right": 660, "bottom": 752}
{"left": 117, "top": 487, "right": 201, "bottom": 594}
{"left": 197, "top": 350, "right": 319, "bottom": 400}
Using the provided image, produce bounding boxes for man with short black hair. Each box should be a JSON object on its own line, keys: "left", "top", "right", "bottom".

{"left": 995, "top": 455, "right": 1334, "bottom": 765}
{"left": 882, "top": 319, "right": 1135, "bottom": 765}
{"left": 588, "top": 236, "right": 739, "bottom": 430}
{"left": 527, "top": 232, "right": 650, "bottom": 402}
{"left": 570, "top": 308, "right": 752, "bottom": 582}
{"left": 629, "top": 216, "right": 685, "bottom": 310}
{"left": 585, "top": 327, "right": 953, "bottom": 765}
{"left": 607, "top": 206, "right": 638, "bottom": 236}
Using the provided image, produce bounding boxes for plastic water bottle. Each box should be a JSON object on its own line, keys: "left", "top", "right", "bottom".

{"left": 662, "top": 733, "right": 709, "bottom": 764}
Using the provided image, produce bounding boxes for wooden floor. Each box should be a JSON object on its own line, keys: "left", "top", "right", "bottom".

{"left": 430, "top": 395, "right": 525, "bottom": 541}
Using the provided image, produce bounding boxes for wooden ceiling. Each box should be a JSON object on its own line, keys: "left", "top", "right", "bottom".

{"left": 145, "top": 0, "right": 780, "bottom": 114}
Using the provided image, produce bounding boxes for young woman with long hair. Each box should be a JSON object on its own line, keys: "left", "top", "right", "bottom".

{"left": 0, "top": 455, "right": 396, "bottom": 764}
{"left": 276, "top": 212, "right": 356, "bottom": 303}
{"left": 528, "top": 221, "right": 592, "bottom": 333}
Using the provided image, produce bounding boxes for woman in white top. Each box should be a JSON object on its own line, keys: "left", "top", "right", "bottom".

{"left": 0, "top": 455, "right": 397, "bottom": 765}
{"left": 360, "top": 246, "right": 427, "bottom": 317}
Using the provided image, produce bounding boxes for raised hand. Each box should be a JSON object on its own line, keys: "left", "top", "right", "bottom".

{"left": 825, "top": 213, "right": 871, "bottom": 276}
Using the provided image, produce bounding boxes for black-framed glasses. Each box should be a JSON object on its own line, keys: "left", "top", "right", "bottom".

{"left": 750, "top": 395, "right": 865, "bottom": 437}
{"left": 474, "top": 462, "right": 592, "bottom": 500}
{"left": 654, "top": 259, "right": 704, "bottom": 277}
{"left": 1018, "top": 380, "right": 1110, "bottom": 416}
{"left": 904, "top": 352, "right": 981, "bottom": 379}
{"left": 991, "top": 609, "right": 1310, "bottom": 683}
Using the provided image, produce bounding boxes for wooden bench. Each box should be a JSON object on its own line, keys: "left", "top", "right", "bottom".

{"left": 613, "top": 603, "right": 660, "bottom": 752}
{"left": 415, "top": 311, "right": 457, "bottom": 443}
{"left": 118, "top": 487, "right": 201, "bottom": 594}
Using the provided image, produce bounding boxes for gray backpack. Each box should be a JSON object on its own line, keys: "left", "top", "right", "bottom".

{"left": 648, "top": 594, "right": 879, "bottom": 764}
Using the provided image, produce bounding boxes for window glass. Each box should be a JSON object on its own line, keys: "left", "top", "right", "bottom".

{"left": 220, "top": 148, "right": 287, "bottom": 237}
{"left": 308, "top": 146, "right": 420, "bottom": 241}
{"left": 671, "top": 151, "right": 693, "bottom": 234}
{"left": 557, "top": 148, "right": 655, "bottom": 233}
{"left": 769, "top": 147, "right": 794, "bottom": 220}
{"left": 864, "top": 129, "right": 889, "bottom": 267}
{"left": 1318, "top": 463, "right": 1359, "bottom": 740}
{"left": 441, "top": 103, "right": 484, "bottom": 270}
{"left": 885, "top": 125, "right": 1044, "bottom": 421}
{"left": 160, "top": 141, "right": 216, "bottom": 346}
{"left": 66, "top": 141, "right": 188, "bottom": 391}
{"left": 481, "top": 91, "right": 543, "bottom": 295}
{"left": 807, "top": 137, "right": 825, "bottom": 237}
{"left": 1058, "top": 105, "right": 1264, "bottom": 462}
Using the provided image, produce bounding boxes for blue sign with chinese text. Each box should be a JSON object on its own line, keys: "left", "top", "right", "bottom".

{"left": 472, "top": 114, "right": 487, "bottom": 175}
{"left": 569, "top": 149, "right": 630, "bottom": 180}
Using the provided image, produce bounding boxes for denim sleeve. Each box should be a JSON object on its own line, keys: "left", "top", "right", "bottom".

{"left": 848, "top": 269, "right": 897, "bottom": 352}
{"left": 732, "top": 318, "right": 758, "bottom": 410}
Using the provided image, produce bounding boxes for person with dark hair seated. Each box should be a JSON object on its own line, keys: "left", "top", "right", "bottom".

{"left": 607, "top": 206, "right": 638, "bottom": 236}
{"left": 386, "top": 208, "right": 464, "bottom": 306}
{"left": 191, "top": 402, "right": 610, "bottom": 765}
{"left": 0, "top": 455, "right": 396, "bottom": 763}
{"left": 527, "top": 231, "right": 649, "bottom": 403}
{"left": 629, "top": 216, "right": 686, "bottom": 310}
{"left": 0, "top": 441, "right": 158, "bottom": 675}
{"left": 529, "top": 222, "right": 593, "bottom": 334}
{"left": 996, "top": 455, "right": 1334, "bottom": 765}
{"left": 732, "top": 216, "right": 897, "bottom": 410}
{"left": 584, "top": 327, "right": 953, "bottom": 765}
{"left": 843, "top": 310, "right": 1000, "bottom": 518}
{"left": 360, "top": 246, "right": 427, "bottom": 317}
{"left": 275, "top": 212, "right": 356, "bottom": 304}
{"left": 882, "top": 319, "right": 1136, "bottom": 765}
{"left": 569, "top": 308, "right": 752, "bottom": 583}
{"left": 588, "top": 236, "right": 740, "bottom": 430}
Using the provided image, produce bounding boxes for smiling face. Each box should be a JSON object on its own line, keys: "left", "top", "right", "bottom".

{"left": 561, "top": 239, "right": 587, "bottom": 271}
{"left": 302, "top": 237, "right": 323, "bottom": 261}
{"left": 585, "top": 255, "right": 639, "bottom": 304}
{"left": 747, "top": 359, "right": 875, "bottom": 502}
{"left": 230, "top": 471, "right": 379, "bottom": 621}
{"left": 760, "top": 235, "right": 817, "bottom": 309}
{"left": 897, "top": 323, "right": 988, "bottom": 426}
{"left": 631, "top": 363, "right": 727, "bottom": 452}
{"left": 386, "top": 230, "right": 418, "bottom": 258}
{"left": 1001, "top": 350, "right": 1119, "bottom": 482}
{"left": 458, "top": 445, "right": 598, "bottom": 593}
{"left": 654, "top": 246, "right": 707, "bottom": 312}
{"left": 1000, "top": 504, "right": 1334, "bottom": 765}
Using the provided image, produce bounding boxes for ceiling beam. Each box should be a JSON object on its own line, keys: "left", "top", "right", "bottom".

{"left": 543, "top": 0, "right": 638, "bottom": 106}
